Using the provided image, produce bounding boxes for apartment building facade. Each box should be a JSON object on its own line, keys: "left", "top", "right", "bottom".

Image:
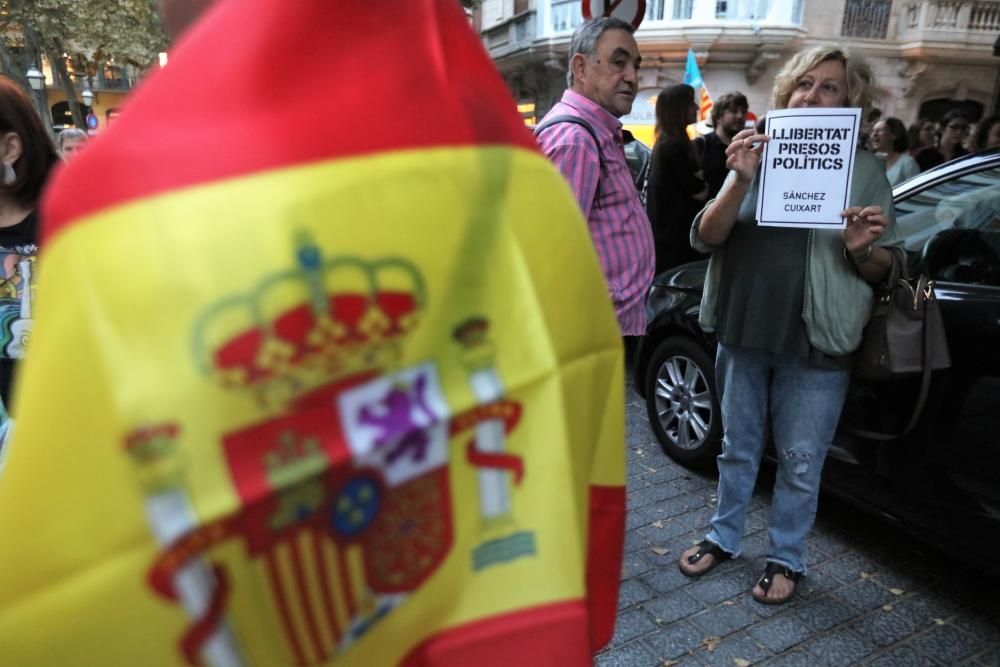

{"left": 477, "top": 0, "right": 1000, "bottom": 140}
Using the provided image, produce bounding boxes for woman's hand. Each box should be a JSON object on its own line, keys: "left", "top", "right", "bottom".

{"left": 725, "top": 129, "right": 769, "bottom": 184}
{"left": 841, "top": 205, "right": 886, "bottom": 256}
{"left": 842, "top": 205, "right": 893, "bottom": 283}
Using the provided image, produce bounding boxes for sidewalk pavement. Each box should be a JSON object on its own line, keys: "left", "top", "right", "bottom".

{"left": 596, "top": 388, "right": 1000, "bottom": 666}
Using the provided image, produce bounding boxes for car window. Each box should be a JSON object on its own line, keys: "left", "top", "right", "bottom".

{"left": 893, "top": 166, "right": 1000, "bottom": 285}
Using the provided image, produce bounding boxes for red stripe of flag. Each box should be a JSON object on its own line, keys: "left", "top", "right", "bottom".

{"left": 288, "top": 532, "right": 327, "bottom": 661}
{"left": 265, "top": 552, "right": 307, "bottom": 665}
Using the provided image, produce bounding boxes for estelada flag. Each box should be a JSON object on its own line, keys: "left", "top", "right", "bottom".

{"left": 0, "top": 1, "right": 626, "bottom": 665}
{"left": 683, "top": 48, "right": 713, "bottom": 137}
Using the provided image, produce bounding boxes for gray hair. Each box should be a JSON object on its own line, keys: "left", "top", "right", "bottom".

{"left": 57, "top": 128, "right": 88, "bottom": 151}
{"left": 566, "top": 17, "right": 635, "bottom": 88}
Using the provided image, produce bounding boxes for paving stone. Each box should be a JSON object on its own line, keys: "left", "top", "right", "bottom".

{"left": 613, "top": 608, "right": 660, "bottom": 644}
{"left": 909, "top": 623, "right": 985, "bottom": 664}
{"left": 641, "top": 620, "right": 707, "bottom": 660}
{"left": 757, "top": 649, "right": 816, "bottom": 666}
{"left": 622, "top": 550, "right": 658, "bottom": 579}
{"left": 863, "top": 644, "right": 942, "bottom": 667}
{"left": 688, "top": 600, "right": 757, "bottom": 637}
{"left": 746, "top": 615, "right": 815, "bottom": 653}
{"left": 821, "top": 553, "right": 880, "bottom": 585}
{"left": 619, "top": 578, "right": 657, "bottom": 610}
{"left": 892, "top": 593, "right": 953, "bottom": 629}
{"left": 629, "top": 459, "right": 656, "bottom": 478}
{"left": 793, "top": 596, "right": 856, "bottom": 632}
{"left": 643, "top": 589, "right": 708, "bottom": 627}
{"left": 637, "top": 514, "right": 703, "bottom": 542}
{"left": 628, "top": 507, "right": 653, "bottom": 530}
{"left": 745, "top": 508, "right": 768, "bottom": 533}
{"left": 739, "top": 532, "right": 770, "bottom": 559}
{"left": 870, "top": 561, "right": 937, "bottom": 592}
{"left": 658, "top": 493, "right": 713, "bottom": 519}
{"left": 640, "top": 466, "right": 687, "bottom": 486}
{"left": 833, "top": 579, "right": 897, "bottom": 613}
{"left": 972, "top": 646, "right": 1000, "bottom": 666}
{"left": 673, "top": 474, "right": 714, "bottom": 493}
{"left": 625, "top": 528, "right": 653, "bottom": 554}
{"left": 641, "top": 562, "right": 692, "bottom": 594}
{"left": 689, "top": 632, "right": 771, "bottom": 666}
{"left": 849, "top": 608, "right": 917, "bottom": 647}
{"left": 629, "top": 484, "right": 678, "bottom": 510}
{"left": 800, "top": 628, "right": 874, "bottom": 666}
{"left": 685, "top": 569, "right": 750, "bottom": 605}
{"left": 594, "top": 640, "right": 659, "bottom": 667}
{"left": 611, "top": 384, "right": 1000, "bottom": 667}
{"left": 950, "top": 608, "right": 1000, "bottom": 639}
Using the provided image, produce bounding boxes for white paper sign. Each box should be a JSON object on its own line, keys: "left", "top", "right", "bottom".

{"left": 756, "top": 108, "right": 861, "bottom": 229}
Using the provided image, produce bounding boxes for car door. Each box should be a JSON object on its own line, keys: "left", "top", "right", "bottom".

{"left": 840, "top": 161, "right": 1000, "bottom": 543}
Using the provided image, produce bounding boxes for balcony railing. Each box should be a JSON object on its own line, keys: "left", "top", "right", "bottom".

{"left": 901, "top": 0, "right": 1000, "bottom": 33}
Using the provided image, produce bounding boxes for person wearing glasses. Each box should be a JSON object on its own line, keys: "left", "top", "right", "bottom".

{"left": 915, "top": 109, "right": 970, "bottom": 172}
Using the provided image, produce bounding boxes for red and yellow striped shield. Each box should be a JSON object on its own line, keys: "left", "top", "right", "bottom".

{"left": 0, "top": 1, "right": 626, "bottom": 665}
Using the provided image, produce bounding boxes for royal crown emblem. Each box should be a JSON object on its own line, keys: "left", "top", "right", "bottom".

{"left": 191, "top": 231, "right": 426, "bottom": 408}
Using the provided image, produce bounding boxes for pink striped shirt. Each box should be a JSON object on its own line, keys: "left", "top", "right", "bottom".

{"left": 536, "top": 90, "right": 655, "bottom": 336}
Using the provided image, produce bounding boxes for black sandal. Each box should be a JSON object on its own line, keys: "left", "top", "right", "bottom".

{"left": 752, "top": 561, "right": 802, "bottom": 605}
{"left": 678, "top": 540, "right": 731, "bottom": 578}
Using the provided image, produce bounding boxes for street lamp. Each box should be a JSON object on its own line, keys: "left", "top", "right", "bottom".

{"left": 81, "top": 87, "right": 94, "bottom": 107}
{"left": 24, "top": 65, "right": 51, "bottom": 129}
{"left": 25, "top": 65, "right": 44, "bottom": 92}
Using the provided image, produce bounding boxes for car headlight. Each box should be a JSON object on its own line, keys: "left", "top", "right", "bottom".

{"left": 646, "top": 285, "right": 688, "bottom": 320}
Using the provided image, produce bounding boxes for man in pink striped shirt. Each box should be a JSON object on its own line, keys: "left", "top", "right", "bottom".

{"left": 536, "top": 17, "right": 655, "bottom": 338}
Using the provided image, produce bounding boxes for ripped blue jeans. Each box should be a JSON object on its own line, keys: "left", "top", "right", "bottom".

{"left": 705, "top": 342, "right": 850, "bottom": 574}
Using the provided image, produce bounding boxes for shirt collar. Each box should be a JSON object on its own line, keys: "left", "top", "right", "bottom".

{"left": 560, "top": 90, "right": 623, "bottom": 136}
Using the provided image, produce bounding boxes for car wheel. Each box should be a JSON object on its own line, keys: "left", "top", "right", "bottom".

{"left": 644, "top": 336, "right": 722, "bottom": 467}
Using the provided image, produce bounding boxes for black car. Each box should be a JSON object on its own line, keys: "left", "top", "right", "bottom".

{"left": 634, "top": 148, "right": 1000, "bottom": 575}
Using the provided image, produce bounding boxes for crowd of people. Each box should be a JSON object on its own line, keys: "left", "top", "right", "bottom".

{"left": 0, "top": 86, "right": 89, "bottom": 461}
{"left": 537, "top": 17, "right": 996, "bottom": 608}
{"left": 0, "top": 5, "right": 997, "bottom": 660}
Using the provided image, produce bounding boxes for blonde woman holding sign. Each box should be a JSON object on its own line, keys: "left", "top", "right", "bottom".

{"left": 676, "top": 46, "right": 895, "bottom": 605}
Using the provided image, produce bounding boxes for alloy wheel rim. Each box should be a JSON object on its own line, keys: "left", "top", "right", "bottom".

{"left": 653, "top": 354, "right": 713, "bottom": 451}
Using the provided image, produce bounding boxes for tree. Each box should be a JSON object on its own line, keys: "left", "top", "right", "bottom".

{"left": 1, "top": 0, "right": 167, "bottom": 129}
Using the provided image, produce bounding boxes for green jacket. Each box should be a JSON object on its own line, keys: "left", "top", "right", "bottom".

{"left": 691, "top": 150, "right": 896, "bottom": 357}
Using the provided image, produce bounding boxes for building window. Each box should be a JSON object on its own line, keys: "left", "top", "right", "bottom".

{"left": 646, "top": 0, "right": 665, "bottom": 20}
{"left": 514, "top": 0, "right": 529, "bottom": 14}
{"left": 841, "top": 0, "right": 892, "bottom": 39}
{"left": 717, "top": 0, "right": 770, "bottom": 19}
{"left": 552, "top": 0, "right": 583, "bottom": 32}
{"left": 673, "top": 0, "right": 693, "bottom": 19}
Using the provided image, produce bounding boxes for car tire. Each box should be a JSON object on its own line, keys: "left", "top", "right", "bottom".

{"left": 644, "top": 336, "right": 722, "bottom": 467}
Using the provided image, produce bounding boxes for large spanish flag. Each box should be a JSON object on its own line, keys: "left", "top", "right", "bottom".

{"left": 0, "top": 1, "right": 626, "bottom": 665}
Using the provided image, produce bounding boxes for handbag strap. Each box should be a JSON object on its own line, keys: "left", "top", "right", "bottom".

{"left": 846, "top": 289, "right": 934, "bottom": 441}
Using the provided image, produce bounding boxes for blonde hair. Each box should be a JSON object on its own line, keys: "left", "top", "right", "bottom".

{"left": 771, "top": 46, "right": 875, "bottom": 114}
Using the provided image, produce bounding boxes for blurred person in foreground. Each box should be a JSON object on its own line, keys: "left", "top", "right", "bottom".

{"left": 696, "top": 91, "right": 749, "bottom": 199}
{"left": 57, "top": 128, "right": 88, "bottom": 161}
{"left": 0, "top": 0, "right": 628, "bottom": 665}
{"left": 535, "top": 17, "right": 655, "bottom": 345}
{"left": 870, "top": 117, "right": 919, "bottom": 186}
{"left": 0, "top": 76, "right": 59, "bottom": 461}
{"left": 645, "top": 83, "right": 708, "bottom": 272}
{"left": 677, "top": 46, "right": 896, "bottom": 605}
